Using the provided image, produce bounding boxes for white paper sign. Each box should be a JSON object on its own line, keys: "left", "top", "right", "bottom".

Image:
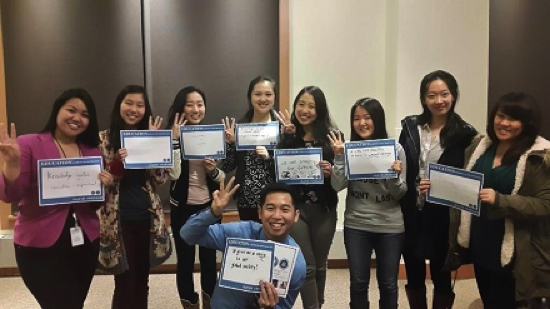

{"left": 38, "top": 157, "right": 104, "bottom": 206}
{"left": 236, "top": 122, "right": 279, "bottom": 150}
{"left": 180, "top": 124, "right": 226, "bottom": 159}
{"left": 121, "top": 130, "right": 173, "bottom": 169}
{"left": 272, "top": 243, "right": 299, "bottom": 298}
{"left": 274, "top": 148, "right": 323, "bottom": 185}
{"left": 345, "top": 139, "right": 397, "bottom": 179}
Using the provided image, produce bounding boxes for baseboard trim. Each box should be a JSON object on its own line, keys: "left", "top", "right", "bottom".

{"left": 0, "top": 259, "right": 475, "bottom": 280}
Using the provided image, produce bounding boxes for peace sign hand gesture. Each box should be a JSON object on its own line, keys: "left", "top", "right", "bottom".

{"left": 222, "top": 117, "right": 236, "bottom": 144}
{"left": 327, "top": 130, "right": 344, "bottom": 156}
{"left": 171, "top": 113, "right": 188, "bottom": 140}
{"left": 0, "top": 123, "right": 21, "bottom": 183}
{"left": 149, "top": 116, "right": 163, "bottom": 130}
{"left": 276, "top": 109, "right": 296, "bottom": 135}
{"left": 210, "top": 175, "right": 240, "bottom": 217}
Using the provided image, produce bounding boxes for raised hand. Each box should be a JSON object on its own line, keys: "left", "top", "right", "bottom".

{"left": 210, "top": 175, "right": 239, "bottom": 217}
{"left": 98, "top": 170, "right": 114, "bottom": 186}
{"left": 149, "top": 115, "right": 163, "bottom": 130}
{"left": 276, "top": 109, "right": 296, "bottom": 135}
{"left": 257, "top": 281, "right": 279, "bottom": 308}
{"left": 171, "top": 113, "right": 187, "bottom": 140}
{"left": 0, "top": 123, "right": 21, "bottom": 183}
{"left": 222, "top": 117, "right": 236, "bottom": 144}
{"left": 319, "top": 160, "right": 332, "bottom": 178}
{"left": 327, "top": 130, "right": 344, "bottom": 156}
{"left": 0, "top": 123, "right": 20, "bottom": 164}
{"left": 255, "top": 146, "right": 270, "bottom": 160}
{"left": 390, "top": 160, "right": 403, "bottom": 177}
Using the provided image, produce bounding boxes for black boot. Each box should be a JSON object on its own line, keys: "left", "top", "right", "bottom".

{"left": 405, "top": 285, "right": 428, "bottom": 309}
{"left": 432, "top": 291, "right": 455, "bottom": 309}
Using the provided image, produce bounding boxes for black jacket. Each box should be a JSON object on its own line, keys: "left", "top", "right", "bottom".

{"left": 399, "top": 115, "right": 477, "bottom": 258}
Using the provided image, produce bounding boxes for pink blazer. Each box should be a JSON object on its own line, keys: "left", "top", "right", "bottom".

{"left": 0, "top": 133, "right": 101, "bottom": 248}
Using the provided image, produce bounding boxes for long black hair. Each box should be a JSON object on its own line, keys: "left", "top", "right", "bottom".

{"left": 42, "top": 88, "right": 99, "bottom": 147}
{"left": 165, "top": 86, "right": 206, "bottom": 128}
{"left": 240, "top": 75, "right": 277, "bottom": 123}
{"left": 487, "top": 92, "right": 541, "bottom": 165}
{"left": 291, "top": 86, "right": 336, "bottom": 144}
{"left": 417, "top": 70, "right": 467, "bottom": 147}
{"left": 350, "top": 97, "right": 388, "bottom": 141}
{"left": 107, "top": 85, "right": 152, "bottom": 152}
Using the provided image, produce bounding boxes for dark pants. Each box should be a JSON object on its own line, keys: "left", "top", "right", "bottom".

{"left": 344, "top": 227, "right": 404, "bottom": 309}
{"left": 238, "top": 206, "right": 260, "bottom": 222}
{"left": 474, "top": 264, "right": 516, "bottom": 309}
{"left": 402, "top": 238, "right": 452, "bottom": 294}
{"left": 15, "top": 214, "right": 99, "bottom": 309}
{"left": 290, "top": 204, "right": 337, "bottom": 309}
{"left": 112, "top": 219, "right": 151, "bottom": 309}
{"left": 171, "top": 202, "right": 218, "bottom": 301}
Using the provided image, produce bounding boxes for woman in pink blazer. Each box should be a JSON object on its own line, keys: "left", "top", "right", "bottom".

{"left": 0, "top": 88, "right": 113, "bottom": 309}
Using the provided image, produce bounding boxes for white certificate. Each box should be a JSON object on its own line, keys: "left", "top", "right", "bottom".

{"left": 345, "top": 139, "right": 397, "bottom": 180}
{"left": 38, "top": 157, "right": 104, "bottom": 206}
{"left": 121, "top": 130, "right": 174, "bottom": 169}
{"left": 426, "top": 163, "right": 484, "bottom": 216}
{"left": 180, "top": 124, "right": 226, "bottom": 160}
{"left": 235, "top": 122, "right": 279, "bottom": 150}
{"left": 219, "top": 238, "right": 274, "bottom": 294}
{"left": 275, "top": 148, "right": 323, "bottom": 185}
{"left": 272, "top": 243, "right": 299, "bottom": 298}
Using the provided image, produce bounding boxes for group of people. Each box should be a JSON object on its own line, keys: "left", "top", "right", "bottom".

{"left": 0, "top": 70, "right": 548, "bottom": 309}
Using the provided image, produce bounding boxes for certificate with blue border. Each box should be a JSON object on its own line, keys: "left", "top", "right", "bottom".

{"left": 274, "top": 148, "right": 323, "bottom": 185}
{"left": 235, "top": 122, "right": 279, "bottom": 150}
{"left": 219, "top": 238, "right": 275, "bottom": 293}
{"left": 38, "top": 157, "right": 104, "bottom": 206}
{"left": 426, "top": 163, "right": 484, "bottom": 216}
{"left": 180, "top": 124, "right": 226, "bottom": 160}
{"left": 344, "top": 139, "right": 397, "bottom": 180}
{"left": 120, "top": 130, "right": 174, "bottom": 169}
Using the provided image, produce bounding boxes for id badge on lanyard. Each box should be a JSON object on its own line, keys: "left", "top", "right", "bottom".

{"left": 70, "top": 213, "right": 85, "bottom": 247}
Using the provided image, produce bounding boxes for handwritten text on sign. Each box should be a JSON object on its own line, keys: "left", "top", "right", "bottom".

{"left": 38, "top": 157, "right": 104, "bottom": 206}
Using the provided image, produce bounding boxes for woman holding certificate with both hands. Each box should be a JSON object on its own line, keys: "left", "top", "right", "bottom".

{"left": 0, "top": 89, "right": 113, "bottom": 309}
{"left": 221, "top": 75, "right": 278, "bottom": 222}
{"left": 277, "top": 85, "right": 340, "bottom": 309}
{"left": 165, "top": 86, "right": 224, "bottom": 309}
{"left": 440, "top": 93, "right": 550, "bottom": 309}
{"left": 399, "top": 70, "right": 477, "bottom": 309}
{"left": 329, "top": 98, "right": 407, "bottom": 309}
{"left": 98, "top": 85, "right": 178, "bottom": 309}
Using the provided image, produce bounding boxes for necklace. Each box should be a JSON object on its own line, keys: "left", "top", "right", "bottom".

{"left": 54, "top": 136, "right": 81, "bottom": 158}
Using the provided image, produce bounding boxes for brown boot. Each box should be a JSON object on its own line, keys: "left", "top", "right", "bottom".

{"left": 201, "top": 290, "right": 212, "bottom": 309}
{"left": 432, "top": 291, "right": 455, "bottom": 309}
{"left": 181, "top": 292, "right": 200, "bottom": 309}
{"left": 405, "top": 285, "right": 428, "bottom": 309}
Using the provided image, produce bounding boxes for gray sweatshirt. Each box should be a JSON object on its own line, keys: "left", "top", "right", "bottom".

{"left": 331, "top": 143, "right": 407, "bottom": 233}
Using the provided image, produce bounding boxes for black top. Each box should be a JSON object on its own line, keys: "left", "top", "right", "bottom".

{"left": 470, "top": 145, "right": 517, "bottom": 271}
{"left": 119, "top": 169, "right": 151, "bottom": 221}
{"left": 278, "top": 131, "right": 340, "bottom": 210}
{"left": 399, "top": 115, "right": 477, "bottom": 259}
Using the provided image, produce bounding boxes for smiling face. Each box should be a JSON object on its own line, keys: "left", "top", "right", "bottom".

{"left": 294, "top": 92, "right": 317, "bottom": 127}
{"left": 424, "top": 79, "right": 453, "bottom": 118}
{"left": 119, "top": 93, "right": 146, "bottom": 128}
{"left": 55, "top": 98, "right": 90, "bottom": 140}
{"left": 494, "top": 110, "right": 523, "bottom": 142}
{"left": 250, "top": 81, "right": 275, "bottom": 116}
{"left": 183, "top": 91, "right": 205, "bottom": 125}
{"left": 258, "top": 192, "right": 300, "bottom": 242}
{"left": 352, "top": 106, "right": 374, "bottom": 140}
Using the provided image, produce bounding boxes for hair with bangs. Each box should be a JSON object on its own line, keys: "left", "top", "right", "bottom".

{"left": 165, "top": 86, "right": 206, "bottom": 128}
{"left": 350, "top": 98, "right": 388, "bottom": 141}
{"left": 487, "top": 92, "right": 541, "bottom": 165}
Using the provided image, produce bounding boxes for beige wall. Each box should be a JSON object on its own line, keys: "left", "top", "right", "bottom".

{"left": 289, "top": 0, "right": 490, "bottom": 230}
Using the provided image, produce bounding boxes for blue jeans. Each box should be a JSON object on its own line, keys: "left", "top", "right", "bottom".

{"left": 344, "top": 227, "right": 404, "bottom": 309}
